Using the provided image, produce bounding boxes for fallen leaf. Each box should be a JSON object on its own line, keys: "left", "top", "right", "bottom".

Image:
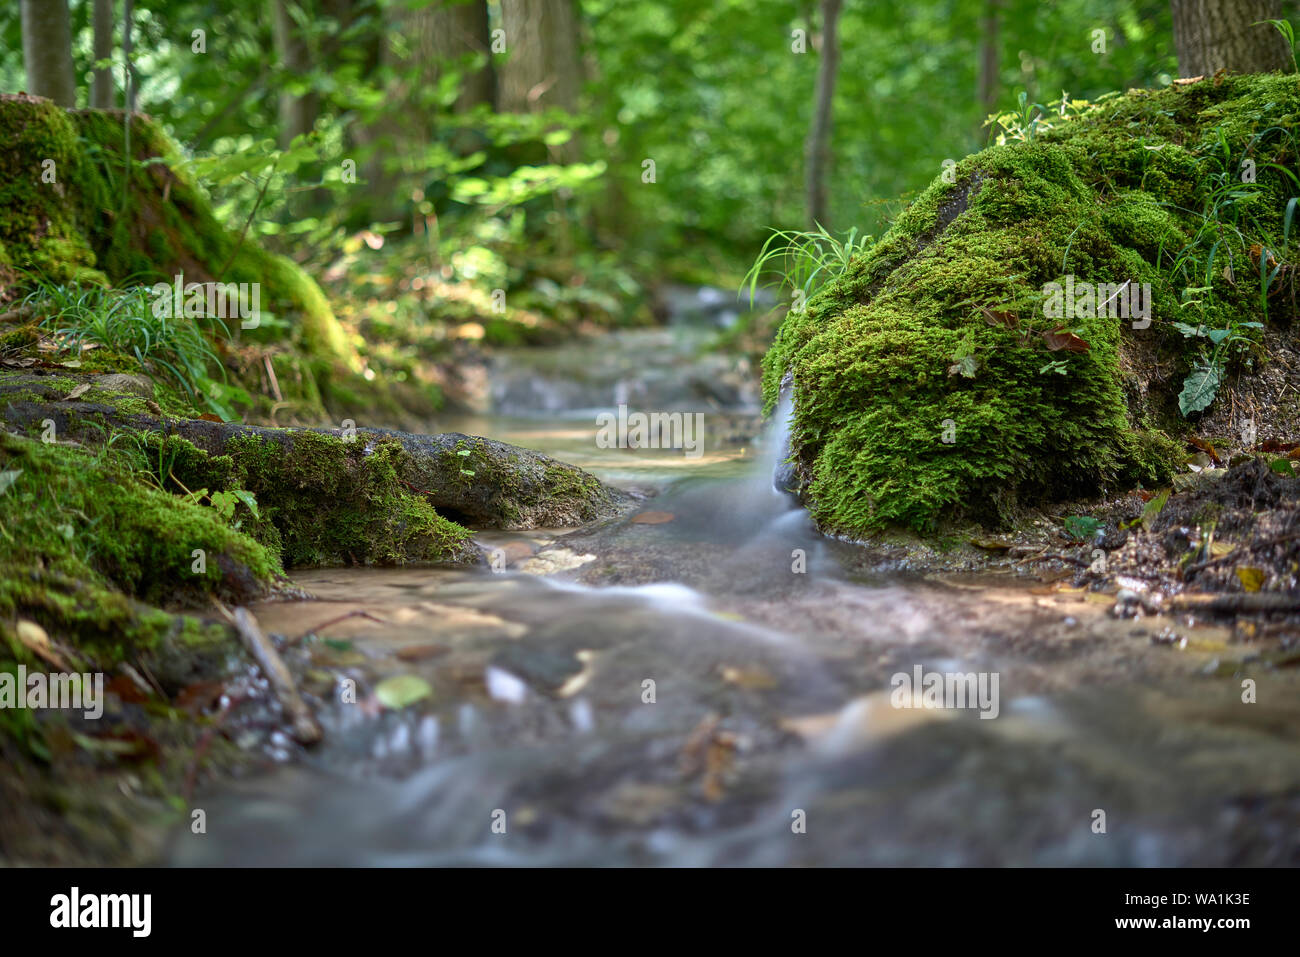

{"left": 1235, "top": 567, "right": 1265, "bottom": 592}
{"left": 394, "top": 643, "right": 449, "bottom": 662}
{"left": 65, "top": 382, "right": 91, "bottom": 400}
{"left": 630, "top": 511, "right": 675, "bottom": 524}
{"left": 198, "top": 413, "right": 223, "bottom": 422}
{"left": 719, "top": 664, "right": 777, "bottom": 690}
{"left": 375, "top": 674, "right": 433, "bottom": 710}
{"left": 15, "top": 619, "right": 71, "bottom": 670}
{"left": 173, "top": 680, "right": 225, "bottom": 714}
{"left": 980, "top": 305, "right": 1018, "bottom": 328}
{"left": 1042, "top": 329, "right": 1090, "bottom": 352}
{"left": 1187, "top": 435, "right": 1220, "bottom": 464}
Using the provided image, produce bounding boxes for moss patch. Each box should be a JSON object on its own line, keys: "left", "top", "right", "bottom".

{"left": 763, "top": 74, "right": 1300, "bottom": 536}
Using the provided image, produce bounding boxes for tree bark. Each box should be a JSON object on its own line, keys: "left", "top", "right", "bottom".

{"left": 977, "top": 0, "right": 1001, "bottom": 117}
{"left": 498, "top": 0, "right": 582, "bottom": 116}
{"left": 1170, "top": 0, "right": 1294, "bottom": 76}
{"left": 20, "top": 0, "right": 77, "bottom": 108}
{"left": 804, "top": 0, "right": 842, "bottom": 230}
{"left": 92, "top": 0, "right": 115, "bottom": 109}
{"left": 432, "top": 0, "right": 495, "bottom": 114}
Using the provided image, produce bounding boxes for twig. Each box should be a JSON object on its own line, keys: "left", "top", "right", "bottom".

{"left": 287, "top": 609, "right": 388, "bottom": 646}
{"left": 1168, "top": 591, "right": 1300, "bottom": 615}
{"left": 217, "top": 602, "right": 322, "bottom": 744}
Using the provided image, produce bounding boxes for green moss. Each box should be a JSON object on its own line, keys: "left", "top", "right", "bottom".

{"left": 151, "top": 430, "right": 477, "bottom": 567}
{"left": 0, "top": 432, "right": 278, "bottom": 679}
{"left": 763, "top": 75, "right": 1299, "bottom": 535}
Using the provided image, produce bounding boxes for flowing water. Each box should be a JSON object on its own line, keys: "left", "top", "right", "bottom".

{"left": 172, "top": 288, "right": 1300, "bottom": 866}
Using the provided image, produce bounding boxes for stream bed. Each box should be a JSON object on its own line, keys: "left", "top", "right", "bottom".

{"left": 171, "top": 290, "right": 1300, "bottom": 866}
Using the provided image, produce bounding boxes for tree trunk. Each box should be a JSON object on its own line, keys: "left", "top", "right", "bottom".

{"left": 804, "top": 0, "right": 842, "bottom": 230}
{"left": 498, "top": 0, "right": 582, "bottom": 116}
{"left": 271, "top": 0, "right": 317, "bottom": 147}
{"left": 977, "top": 0, "right": 1001, "bottom": 118}
{"left": 20, "top": 0, "right": 77, "bottom": 108}
{"left": 92, "top": 0, "right": 115, "bottom": 109}
{"left": 432, "top": 0, "right": 495, "bottom": 114}
{"left": 1170, "top": 0, "right": 1294, "bottom": 76}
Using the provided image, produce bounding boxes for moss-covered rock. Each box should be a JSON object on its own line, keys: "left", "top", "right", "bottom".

{"left": 763, "top": 74, "right": 1300, "bottom": 536}
{"left": 0, "top": 94, "right": 357, "bottom": 371}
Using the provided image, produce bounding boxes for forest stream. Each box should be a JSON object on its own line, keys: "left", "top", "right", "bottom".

{"left": 167, "top": 289, "right": 1300, "bottom": 867}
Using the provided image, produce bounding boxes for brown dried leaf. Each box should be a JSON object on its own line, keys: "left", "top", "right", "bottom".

{"left": 631, "top": 511, "right": 675, "bottom": 524}
{"left": 1042, "top": 329, "right": 1090, "bottom": 353}
{"left": 65, "top": 383, "right": 91, "bottom": 400}
{"left": 15, "top": 619, "right": 72, "bottom": 670}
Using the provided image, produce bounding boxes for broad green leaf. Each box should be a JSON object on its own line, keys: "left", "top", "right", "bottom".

{"left": 375, "top": 674, "right": 433, "bottom": 710}
{"left": 1179, "top": 362, "right": 1222, "bottom": 416}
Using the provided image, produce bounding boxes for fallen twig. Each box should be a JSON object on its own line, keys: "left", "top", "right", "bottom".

{"left": 218, "top": 602, "right": 322, "bottom": 745}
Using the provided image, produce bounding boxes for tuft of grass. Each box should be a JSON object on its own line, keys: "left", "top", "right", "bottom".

{"left": 20, "top": 278, "right": 237, "bottom": 418}
{"left": 741, "top": 223, "right": 873, "bottom": 312}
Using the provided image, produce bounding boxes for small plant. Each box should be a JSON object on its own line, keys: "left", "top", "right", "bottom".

{"left": 1062, "top": 514, "right": 1103, "bottom": 542}
{"left": 741, "top": 223, "right": 873, "bottom": 310}
{"left": 21, "top": 279, "right": 236, "bottom": 417}
{"left": 1170, "top": 287, "right": 1263, "bottom": 416}
{"left": 984, "top": 91, "right": 1091, "bottom": 146}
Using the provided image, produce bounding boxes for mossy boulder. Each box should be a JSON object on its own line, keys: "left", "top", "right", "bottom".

{"left": 763, "top": 74, "right": 1300, "bottom": 536}
{"left": 0, "top": 430, "right": 280, "bottom": 691}
{"left": 0, "top": 93, "right": 356, "bottom": 369}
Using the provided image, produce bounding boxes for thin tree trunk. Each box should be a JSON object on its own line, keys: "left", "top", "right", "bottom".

{"left": 1170, "top": 0, "right": 1294, "bottom": 76}
{"left": 92, "top": 0, "right": 115, "bottom": 109}
{"left": 804, "top": 0, "right": 842, "bottom": 230}
{"left": 271, "top": 0, "right": 317, "bottom": 147}
{"left": 20, "top": 0, "right": 77, "bottom": 107}
{"left": 977, "top": 0, "right": 1001, "bottom": 119}
{"left": 433, "top": 0, "right": 495, "bottom": 113}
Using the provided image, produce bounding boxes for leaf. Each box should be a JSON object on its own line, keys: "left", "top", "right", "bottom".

{"left": 0, "top": 470, "right": 22, "bottom": 496}
{"left": 1062, "top": 515, "right": 1103, "bottom": 542}
{"left": 1042, "top": 329, "right": 1090, "bottom": 352}
{"left": 1137, "top": 487, "right": 1171, "bottom": 526}
{"left": 630, "top": 510, "right": 676, "bottom": 524}
{"left": 65, "top": 382, "right": 91, "bottom": 400}
{"left": 15, "top": 620, "right": 72, "bottom": 671}
{"left": 199, "top": 412, "right": 223, "bottom": 422}
{"left": 947, "top": 354, "right": 978, "bottom": 378}
{"left": 230, "top": 489, "right": 259, "bottom": 520}
{"left": 1187, "top": 436, "right": 1221, "bottom": 464}
{"left": 1235, "top": 567, "right": 1265, "bottom": 592}
{"left": 375, "top": 674, "right": 433, "bottom": 710}
{"left": 980, "top": 305, "right": 1018, "bottom": 328}
{"left": 1179, "top": 362, "right": 1222, "bottom": 416}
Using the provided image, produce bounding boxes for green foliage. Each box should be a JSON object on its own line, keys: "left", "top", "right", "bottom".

{"left": 21, "top": 280, "right": 235, "bottom": 417}
{"left": 1062, "top": 515, "right": 1104, "bottom": 542}
{"left": 1256, "top": 17, "right": 1299, "bottom": 73}
{"left": 742, "top": 224, "right": 873, "bottom": 310}
{"left": 763, "top": 74, "right": 1300, "bottom": 535}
